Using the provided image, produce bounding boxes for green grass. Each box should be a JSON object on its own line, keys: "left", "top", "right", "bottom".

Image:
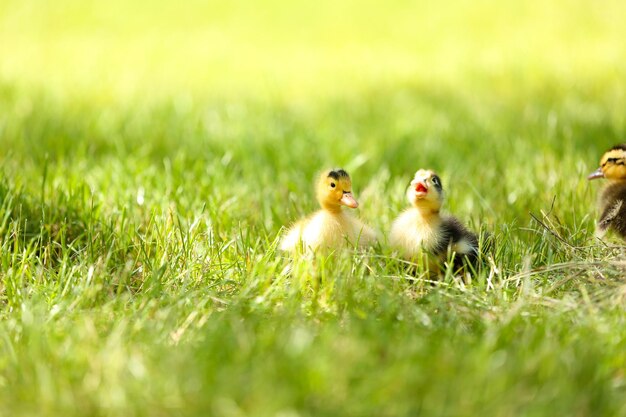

{"left": 2, "top": 0, "right": 626, "bottom": 416}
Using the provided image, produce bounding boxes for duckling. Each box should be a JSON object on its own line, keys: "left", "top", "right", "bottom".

{"left": 390, "top": 169, "right": 479, "bottom": 273}
{"left": 588, "top": 144, "right": 626, "bottom": 239}
{"left": 280, "top": 169, "right": 377, "bottom": 252}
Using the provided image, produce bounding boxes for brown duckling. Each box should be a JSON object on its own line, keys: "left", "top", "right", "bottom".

{"left": 588, "top": 144, "right": 626, "bottom": 239}
{"left": 390, "top": 169, "right": 479, "bottom": 273}
{"left": 280, "top": 169, "right": 377, "bottom": 252}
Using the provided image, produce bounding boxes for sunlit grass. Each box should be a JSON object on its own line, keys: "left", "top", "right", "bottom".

{"left": 1, "top": 0, "right": 626, "bottom": 416}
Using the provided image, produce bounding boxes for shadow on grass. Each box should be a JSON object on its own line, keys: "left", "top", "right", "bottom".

{"left": 0, "top": 175, "right": 94, "bottom": 263}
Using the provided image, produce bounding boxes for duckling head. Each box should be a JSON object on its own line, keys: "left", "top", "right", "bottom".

{"left": 406, "top": 169, "right": 443, "bottom": 213}
{"left": 316, "top": 168, "right": 359, "bottom": 212}
{"left": 588, "top": 144, "right": 626, "bottom": 181}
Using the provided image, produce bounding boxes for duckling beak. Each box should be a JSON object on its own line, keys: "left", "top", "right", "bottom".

{"left": 340, "top": 192, "right": 359, "bottom": 208}
{"left": 411, "top": 180, "right": 428, "bottom": 196}
{"left": 587, "top": 168, "right": 604, "bottom": 180}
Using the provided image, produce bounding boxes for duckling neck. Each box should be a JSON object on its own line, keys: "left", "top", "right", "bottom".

{"left": 320, "top": 203, "right": 344, "bottom": 214}
{"left": 413, "top": 200, "right": 441, "bottom": 220}
{"left": 602, "top": 180, "right": 626, "bottom": 200}
{"left": 414, "top": 207, "right": 440, "bottom": 222}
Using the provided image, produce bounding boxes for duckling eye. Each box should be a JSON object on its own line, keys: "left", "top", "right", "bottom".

{"left": 330, "top": 182, "right": 336, "bottom": 188}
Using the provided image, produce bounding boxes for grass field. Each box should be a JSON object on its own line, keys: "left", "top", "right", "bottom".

{"left": 2, "top": 0, "right": 626, "bottom": 416}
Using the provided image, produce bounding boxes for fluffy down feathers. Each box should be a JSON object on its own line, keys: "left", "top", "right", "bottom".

{"left": 390, "top": 169, "right": 479, "bottom": 273}
{"left": 280, "top": 169, "right": 377, "bottom": 253}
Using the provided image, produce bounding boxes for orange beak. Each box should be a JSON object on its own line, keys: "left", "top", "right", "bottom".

{"left": 340, "top": 192, "right": 359, "bottom": 208}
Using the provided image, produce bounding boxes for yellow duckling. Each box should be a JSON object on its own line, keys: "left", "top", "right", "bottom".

{"left": 588, "top": 144, "right": 626, "bottom": 239}
{"left": 390, "top": 169, "right": 479, "bottom": 273}
{"left": 280, "top": 169, "right": 377, "bottom": 252}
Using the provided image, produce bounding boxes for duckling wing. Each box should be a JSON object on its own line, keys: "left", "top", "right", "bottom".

{"left": 598, "top": 183, "right": 626, "bottom": 238}
{"left": 598, "top": 200, "right": 622, "bottom": 229}
{"left": 440, "top": 216, "right": 479, "bottom": 261}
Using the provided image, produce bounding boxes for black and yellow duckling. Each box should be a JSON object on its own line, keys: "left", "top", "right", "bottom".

{"left": 390, "top": 169, "right": 479, "bottom": 273}
{"left": 280, "top": 169, "right": 377, "bottom": 252}
{"left": 588, "top": 144, "right": 626, "bottom": 239}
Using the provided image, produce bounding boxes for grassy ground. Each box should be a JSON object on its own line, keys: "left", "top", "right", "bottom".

{"left": 2, "top": 0, "right": 626, "bottom": 416}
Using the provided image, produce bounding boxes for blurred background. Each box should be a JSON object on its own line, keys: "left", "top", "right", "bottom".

{"left": 1, "top": 0, "right": 625, "bottom": 232}
{"left": 2, "top": 0, "right": 624, "bottom": 102}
